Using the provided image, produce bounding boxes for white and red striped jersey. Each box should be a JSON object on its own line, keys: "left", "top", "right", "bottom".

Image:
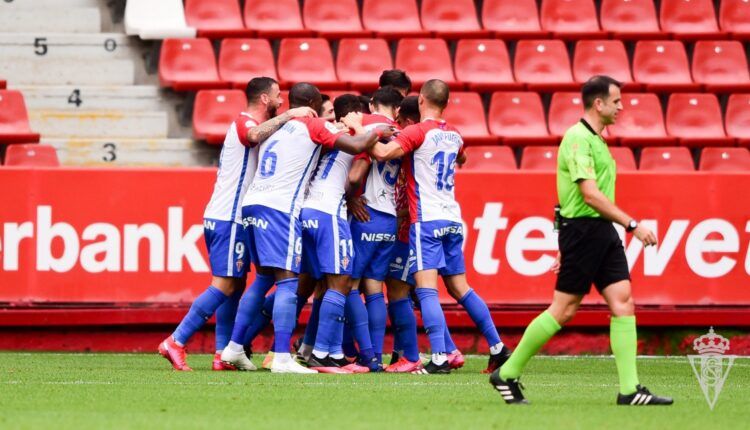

{"left": 243, "top": 117, "right": 344, "bottom": 217}
{"left": 303, "top": 147, "right": 354, "bottom": 218}
{"left": 395, "top": 119, "right": 465, "bottom": 224}
{"left": 356, "top": 113, "right": 401, "bottom": 216}
{"left": 203, "top": 112, "right": 259, "bottom": 223}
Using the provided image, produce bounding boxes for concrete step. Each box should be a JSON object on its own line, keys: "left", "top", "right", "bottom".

{"left": 2, "top": 0, "right": 100, "bottom": 7}
{"left": 29, "top": 110, "right": 169, "bottom": 139}
{"left": 45, "top": 138, "right": 218, "bottom": 167}
{"left": 0, "top": 33, "right": 135, "bottom": 59}
{"left": 0, "top": 8, "right": 101, "bottom": 33}
{"left": 17, "top": 85, "right": 167, "bottom": 111}
{"left": 0, "top": 58, "right": 134, "bottom": 85}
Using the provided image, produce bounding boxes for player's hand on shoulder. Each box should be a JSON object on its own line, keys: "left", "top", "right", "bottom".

{"left": 633, "top": 225, "right": 657, "bottom": 247}
{"left": 287, "top": 106, "right": 317, "bottom": 118}
{"left": 374, "top": 124, "right": 396, "bottom": 140}
{"left": 332, "top": 122, "right": 348, "bottom": 131}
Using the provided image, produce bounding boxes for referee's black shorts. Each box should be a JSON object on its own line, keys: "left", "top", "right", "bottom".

{"left": 555, "top": 217, "right": 630, "bottom": 295}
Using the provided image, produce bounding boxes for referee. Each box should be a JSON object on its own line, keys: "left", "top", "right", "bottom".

{"left": 489, "top": 75, "right": 673, "bottom": 406}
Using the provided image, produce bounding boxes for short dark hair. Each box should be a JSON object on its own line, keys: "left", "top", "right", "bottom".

{"left": 321, "top": 94, "right": 331, "bottom": 103}
{"left": 245, "top": 77, "right": 278, "bottom": 104}
{"left": 379, "top": 69, "right": 412, "bottom": 94}
{"left": 371, "top": 86, "right": 404, "bottom": 109}
{"left": 358, "top": 95, "right": 372, "bottom": 114}
{"left": 398, "top": 96, "right": 420, "bottom": 124}
{"left": 289, "top": 82, "right": 322, "bottom": 110}
{"left": 581, "top": 75, "right": 622, "bottom": 109}
{"left": 333, "top": 94, "right": 363, "bottom": 121}
{"left": 420, "top": 79, "right": 449, "bottom": 109}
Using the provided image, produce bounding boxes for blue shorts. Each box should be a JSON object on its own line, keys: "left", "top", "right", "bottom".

{"left": 351, "top": 207, "right": 397, "bottom": 281}
{"left": 388, "top": 240, "right": 415, "bottom": 286}
{"left": 203, "top": 218, "right": 250, "bottom": 278}
{"left": 409, "top": 220, "right": 466, "bottom": 276}
{"left": 242, "top": 205, "right": 302, "bottom": 273}
{"left": 300, "top": 207, "right": 354, "bottom": 280}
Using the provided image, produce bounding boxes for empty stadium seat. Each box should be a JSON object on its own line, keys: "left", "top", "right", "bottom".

{"left": 395, "top": 39, "right": 459, "bottom": 88}
{"left": 513, "top": 40, "right": 577, "bottom": 91}
{"left": 481, "top": 0, "right": 549, "bottom": 39}
{"left": 184, "top": 0, "right": 249, "bottom": 38}
{"left": 243, "top": 0, "right": 312, "bottom": 38}
{"left": 691, "top": 41, "right": 750, "bottom": 92}
{"left": 4, "top": 144, "right": 59, "bottom": 167}
{"left": 420, "top": 0, "right": 490, "bottom": 39}
{"left": 442, "top": 92, "right": 497, "bottom": 146}
{"left": 125, "top": 0, "right": 196, "bottom": 39}
{"left": 488, "top": 92, "right": 558, "bottom": 146}
{"left": 192, "top": 90, "right": 247, "bottom": 144}
{"left": 461, "top": 146, "right": 517, "bottom": 170}
{"left": 218, "top": 39, "right": 277, "bottom": 89}
{"left": 521, "top": 146, "right": 558, "bottom": 170}
{"left": 720, "top": 0, "right": 750, "bottom": 40}
{"left": 540, "top": 0, "right": 607, "bottom": 39}
{"left": 725, "top": 94, "right": 750, "bottom": 146}
{"left": 660, "top": 0, "right": 725, "bottom": 40}
{"left": 599, "top": 0, "right": 665, "bottom": 40}
{"left": 666, "top": 93, "right": 734, "bottom": 147}
{"left": 454, "top": 40, "right": 522, "bottom": 92}
{"left": 337, "top": 39, "right": 394, "bottom": 91}
{"left": 548, "top": 92, "right": 585, "bottom": 137}
{"left": 159, "top": 38, "right": 224, "bottom": 91}
{"left": 639, "top": 147, "right": 695, "bottom": 171}
{"left": 0, "top": 90, "right": 40, "bottom": 144}
{"left": 362, "top": 0, "right": 429, "bottom": 38}
{"left": 303, "top": 0, "right": 371, "bottom": 38}
{"left": 609, "top": 93, "right": 676, "bottom": 147}
{"left": 608, "top": 147, "right": 637, "bottom": 171}
{"left": 572, "top": 40, "right": 636, "bottom": 89}
{"left": 699, "top": 147, "right": 750, "bottom": 171}
{"left": 277, "top": 38, "right": 339, "bottom": 89}
{"left": 632, "top": 41, "right": 700, "bottom": 92}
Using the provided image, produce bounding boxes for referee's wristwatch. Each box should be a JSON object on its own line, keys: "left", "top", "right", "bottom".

{"left": 626, "top": 219, "right": 638, "bottom": 233}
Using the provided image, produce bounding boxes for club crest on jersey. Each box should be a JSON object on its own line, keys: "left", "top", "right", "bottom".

{"left": 235, "top": 258, "right": 244, "bottom": 272}
{"left": 341, "top": 256, "right": 350, "bottom": 270}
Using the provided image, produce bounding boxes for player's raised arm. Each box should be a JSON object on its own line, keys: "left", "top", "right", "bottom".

{"left": 335, "top": 112, "right": 394, "bottom": 155}
{"left": 247, "top": 106, "right": 316, "bottom": 144}
{"left": 370, "top": 122, "right": 426, "bottom": 162}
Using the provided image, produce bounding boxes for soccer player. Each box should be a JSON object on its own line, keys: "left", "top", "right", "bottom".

{"left": 158, "top": 77, "right": 316, "bottom": 371}
{"left": 370, "top": 80, "right": 510, "bottom": 374}
{"left": 379, "top": 69, "right": 412, "bottom": 97}
{"left": 221, "top": 83, "right": 391, "bottom": 373}
{"left": 490, "top": 76, "right": 673, "bottom": 405}
{"left": 320, "top": 94, "right": 335, "bottom": 122}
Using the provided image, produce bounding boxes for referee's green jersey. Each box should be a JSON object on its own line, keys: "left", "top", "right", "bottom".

{"left": 557, "top": 120, "right": 616, "bottom": 219}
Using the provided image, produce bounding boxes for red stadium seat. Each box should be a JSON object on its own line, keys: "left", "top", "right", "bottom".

{"left": 184, "top": 0, "right": 250, "bottom": 38}
{"left": 608, "top": 147, "right": 637, "bottom": 171}
{"left": 461, "top": 146, "right": 517, "bottom": 171}
{"left": 572, "top": 40, "right": 637, "bottom": 90}
{"left": 548, "top": 92, "right": 585, "bottom": 137}
{"left": 277, "top": 38, "right": 340, "bottom": 89}
{"left": 699, "top": 147, "right": 750, "bottom": 171}
{"left": 488, "top": 92, "right": 558, "bottom": 146}
{"left": 639, "top": 147, "right": 695, "bottom": 171}
{"left": 599, "top": 0, "right": 666, "bottom": 40}
{"left": 609, "top": 93, "right": 676, "bottom": 147}
{"left": 454, "top": 40, "right": 522, "bottom": 92}
{"left": 4, "top": 144, "right": 59, "bottom": 167}
{"left": 540, "top": 0, "right": 608, "bottom": 40}
{"left": 159, "top": 38, "right": 225, "bottom": 91}
{"left": 442, "top": 92, "right": 498, "bottom": 146}
{"left": 520, "top": 146, "right": 558, "bottom": 170}
{"left": 243, "top": 0, "right": 312, "bottom": 38}
{"left": 666, "top": 93, "right": 734, "bottom": 147}
{"left": 218, "top": 39, "right": 277, "bottom": 89}
{"left": 725, "top": 94, "right": 750, "bottom": 146}
{"left": 0, "top": 79, "right": 5, "bottom": 89}
{"left": 692, "top": 41, "right": 750, "bottom": 93}
{"left": 337, "top": 39, "right": 394, "bottom": 92}
{"left": 660, "top": 0, "right": 726, "bottom": 40}
{"left": 192, "top": 90, "right": 248, "bottom": 145}
{"left": 420, "top": 0, "right": 490, "bottom": 39}
{"left": 362, "top": 0, "right": 429, "bottom": 39}
{"left": 303, "top": 0, "right": 371, "bottom": 38}
{"left": 720, "top": 0, "right": 750, "bottom": 40}
{"left": 481, "top": 0, "right": 549, "bottom": 39}
{"left": 513, "top": 40, "right": 577, "bottom": 91}
{"left": 0, "top": 90, "right": 40, "bottom": 144}
{"left": 395, "top": 39, "right": 460, "bottom": 88}
{"left": 632, "top": 41, "right": 700, "bottom": 92}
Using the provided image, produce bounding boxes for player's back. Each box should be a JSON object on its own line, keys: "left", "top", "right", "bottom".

{"left": 360, "top": 113, "right": 401, "bottom": 216}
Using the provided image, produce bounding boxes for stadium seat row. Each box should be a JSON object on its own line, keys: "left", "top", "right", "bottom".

{"left": 128, "top": 0, "right": 750, "bottom": 41}
{"left": 159, "top": 37, "right": 750, "bottom": 93}
{"left": 0, "top": 143, "right": 59, "bottom": 167}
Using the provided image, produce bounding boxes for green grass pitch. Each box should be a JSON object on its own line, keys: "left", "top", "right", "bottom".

{"left": 1, "top": 353, "right": 747, "bottom": 430}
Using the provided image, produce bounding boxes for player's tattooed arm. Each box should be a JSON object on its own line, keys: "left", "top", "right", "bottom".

{"left": 246, "top": 107, "right": 317, "bottom": 144}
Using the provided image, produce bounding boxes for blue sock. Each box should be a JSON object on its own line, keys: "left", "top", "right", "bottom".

{"left": 345, "top": 290, "right": 374, "bottom": 361}
{"left": 273, "top": 278, "right": 299, "bottom": 353}
{"left": 242, "top": 292, "right": 274, "bottom": 345}
{"left": 214, "top": 287, "right": 243, "bottom": 351}
{"left": 459, "top": 288, "right": 501, "bottom": 347}
{"left": 229, "top": 274, "right": 274, "bottom": 344}
{"left": 314, "top": 290, "right": 346, "bottom": 354}
{"left": 444, "top": 325, "right": 457, "bottom": 353}
{"left": 342, "top": 325, "right": 358, "bottom": 357}
{"left": 173, "top": 286, "right": 227, "bottom": 345}
{"left": 365, "top": 292, "right": 386, "bottom": 363}
{"left": 415, "top": 288, "right": 447, "bottom": 354}
{"left": 387, "top": 302, "right": 402, "bottom": 353}
{"left": 302, "top": 298, "right": 322, "bottom": 347}
{"left": 390, "top": 297, "right": 419, "bottom": 362}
